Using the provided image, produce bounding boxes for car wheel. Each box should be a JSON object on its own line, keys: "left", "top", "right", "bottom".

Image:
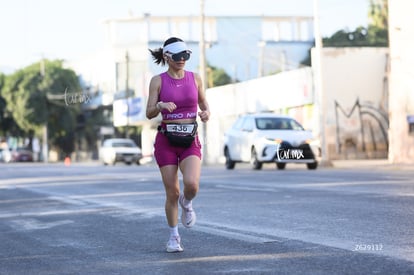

{"left": 251, "top": 148, "right": 262, "bottom": 170}
{"left": 224, "top": 148, "right": 235, "bottom": 170}
{"left": 276, "top": 162, "right": 286, "bottom": 170}
{"left": 307, "top": 162, "right": 318, "bottom": 170}
{"left": 125, "top": 162, "right": 132, "bottom": 165}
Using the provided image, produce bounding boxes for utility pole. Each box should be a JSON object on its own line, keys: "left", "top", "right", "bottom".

{"left": 40, "top": 57, "right": 48, "bottom": 163}
{"left": 125, "top": 50, "right": 130, "bottom": 138}
{"left": 199, "top": 0, "right": 208, "bottom": 164}
{"left": 313, "top": 0, "right": 331, "bottom": 166}
{"left": 257, "top": 41, "right": 266, "bottom": 77}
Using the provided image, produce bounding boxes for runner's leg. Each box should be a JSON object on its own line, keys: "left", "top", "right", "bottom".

{"left": 160, "top": 164, "right": 180, "bottom": 226}
{"left": 179, "top": 155, "right": 201, "bottom": 200}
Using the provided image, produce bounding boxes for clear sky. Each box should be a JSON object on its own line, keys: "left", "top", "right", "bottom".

{"left": 0, "top": 0, "right": 369, "bottom": 73}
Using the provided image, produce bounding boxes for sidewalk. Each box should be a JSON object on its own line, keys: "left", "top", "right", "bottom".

{"left": 331, "top": 159, "right": 414, "bottom": 171}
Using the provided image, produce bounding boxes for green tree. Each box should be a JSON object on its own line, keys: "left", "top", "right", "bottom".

{"left": 322, "top": 27, "right": 370, "bottom": 47}
{"left": 322, "top": 0, "right": 388, "bottom": 47}
{"left": 1, "top": 60, "right": 81, "bottom": 156}
{"left": 0, "top": 73, "right": 24, "bottom": 137}
{"left": 369, "top": 0, "right": 388, "bottom": 29}
{"left": 206, "top": 65, "right": 233, "bottom": 88}
{"left": 366, "top": 0, "right": 388, "bottom": 46}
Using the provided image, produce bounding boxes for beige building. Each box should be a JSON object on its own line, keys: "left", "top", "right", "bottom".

{"left": 388, "top": 0, "right": 414, "bottom": 163}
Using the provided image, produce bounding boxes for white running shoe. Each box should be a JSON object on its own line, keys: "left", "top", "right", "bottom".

{"left": 179, "top": 194, "right": 196, "bottom": 228}
{"left": 166, "top": 235, "right": 184, "bottom": 253}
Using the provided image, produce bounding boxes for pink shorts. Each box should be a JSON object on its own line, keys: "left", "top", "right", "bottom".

{"left": 154, "top": 131, "right": 202, "bottom": 167}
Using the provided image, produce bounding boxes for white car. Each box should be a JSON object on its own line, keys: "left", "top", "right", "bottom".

{"left": 100, "top": 138, "right": 142, "bottom": 165}
{"left": 223, "top": 113, "right": 320, "bottom": 170}
{"left": 0, "top": 148, "right": 12, "bottom": 163}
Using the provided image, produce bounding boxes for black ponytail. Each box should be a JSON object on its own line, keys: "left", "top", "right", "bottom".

{"left": 149, "top": 37, "right": 184, "bottom": 66}
{"left": 149, "top": 48, "right": 165, "bottom": 65}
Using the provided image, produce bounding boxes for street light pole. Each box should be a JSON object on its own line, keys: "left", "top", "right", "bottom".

{"left": 199, "top": 0, "right": 208, "bottom": 164}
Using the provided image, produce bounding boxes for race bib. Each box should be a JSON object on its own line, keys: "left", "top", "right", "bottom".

{"left": 166, "top": 124, "right": 195, "bottom": 134}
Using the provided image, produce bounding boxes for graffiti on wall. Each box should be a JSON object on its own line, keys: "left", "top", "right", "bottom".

{"left": 334, "top": 98, "right": 389, "bottom": 159}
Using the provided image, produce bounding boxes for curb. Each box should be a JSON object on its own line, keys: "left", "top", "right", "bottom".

{"left": 331, "top": 159, "right": 414, "bottom": 171}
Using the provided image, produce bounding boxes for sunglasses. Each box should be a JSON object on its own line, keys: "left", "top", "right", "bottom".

{"left": 165, "top": 51, "right": 191, "bottom": 62}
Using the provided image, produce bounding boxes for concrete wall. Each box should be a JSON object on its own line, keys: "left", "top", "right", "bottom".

{"left": 388, "top": 0, "right": 414, "bottom": 164}
{"left": 202, "top": 67, "right": 314, "bottom": 164}
{"left": 315, "top": 47, "right": 389, "bottom": 160}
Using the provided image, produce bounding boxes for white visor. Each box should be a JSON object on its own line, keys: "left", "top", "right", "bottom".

{"left": 162, "top": 41, "right": 191, "bottom": 54}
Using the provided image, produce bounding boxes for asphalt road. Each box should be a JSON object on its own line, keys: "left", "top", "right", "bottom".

{"left": 0, "top": 162, "right": 414, "bottom": 274}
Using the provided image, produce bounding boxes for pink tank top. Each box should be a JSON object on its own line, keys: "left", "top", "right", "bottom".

{"left": 159, "top": 71, "right": 198, "bottom": 121}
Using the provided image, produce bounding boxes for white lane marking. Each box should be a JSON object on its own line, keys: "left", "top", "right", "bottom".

{"left": 194, "top": 222, "right": 283, "bottom": 244}
{"left": 8, "top": 218, "right": 74, "bottom": 231}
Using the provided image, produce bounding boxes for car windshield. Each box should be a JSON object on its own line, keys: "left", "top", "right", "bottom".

{"left": 255, "top": 117, "right": 304, "bottom": 131}
{"left": 112, "top": 142, "right": 135, "bottom": 148}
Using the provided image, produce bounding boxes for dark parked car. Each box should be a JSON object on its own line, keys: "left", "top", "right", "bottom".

{"left": 11, "top": 147, "right": 33, "bottom": 162}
